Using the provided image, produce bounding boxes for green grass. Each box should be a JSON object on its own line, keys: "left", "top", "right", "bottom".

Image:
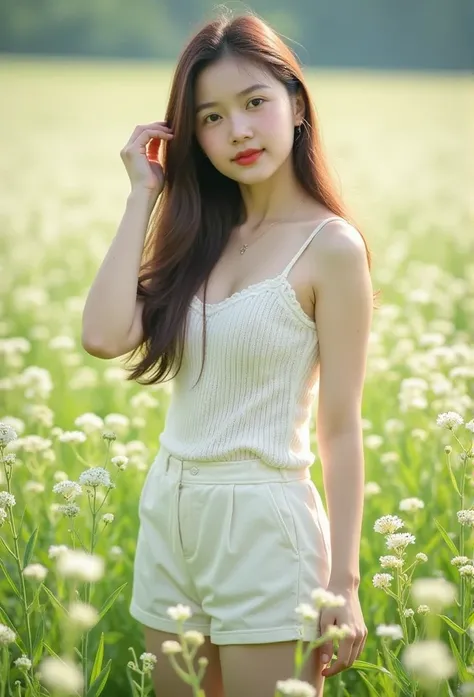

{"left": 0, "top": 58, "right": 473, "bottom": 696}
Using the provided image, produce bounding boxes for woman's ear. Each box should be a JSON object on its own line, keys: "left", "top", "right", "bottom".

{"left": 293, "top": 89, "right": 305, "bottom": 126}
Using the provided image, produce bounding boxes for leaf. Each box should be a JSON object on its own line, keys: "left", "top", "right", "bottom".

{"left": 33, "top": 614, "right": 45, "bottom": 664}
{"left": 352, "top": 659, "right": 391, "bottom": 674}
{"left": 0, "top": 558, "right": 22, "bottom": 599}
{"left": 0, "top": 606, "right": 27, "bottom": 653}
{"left": 439, "top": 614, "right": 465, "bottom": 636}
{"left": 380, "top": 642, "right": 412, "bottom": 695}
{"left": 22, "top": 527, "right": 39, "bottom": 569}
{"left": 98, "top": 582, "right": 127, "bottom": 621}
{"left": 447, "top": 631, "right": 470, "bottom": 681}
{"left": 90, "top": 632, "right": 105, "bottom": 686}
{"left": 41, "top": 585, "right": 67, "bottom": 614}
{"left": 358, "top": 670, "right": 381, "bottom": 697}
{"left": 433, "top": 518, "right": 459, "bottom": 557}
{"left": 86, "top": 659, "right": 112, "bottom": 697}
{"left": 43, "top": 642, "right": 61, "bottom": 660}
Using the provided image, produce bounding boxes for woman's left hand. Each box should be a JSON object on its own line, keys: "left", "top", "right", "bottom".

{"left": 318, "top": 587, "right": 368, "bottom": 677}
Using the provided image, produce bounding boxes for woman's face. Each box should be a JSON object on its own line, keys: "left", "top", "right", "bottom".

{"left": 194, "top": 55, "right": 302, "bottom": 184}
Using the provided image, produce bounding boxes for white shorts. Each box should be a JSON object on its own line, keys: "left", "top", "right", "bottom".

{"left": 130, "top": 446, "right": 332, "bottom": 645}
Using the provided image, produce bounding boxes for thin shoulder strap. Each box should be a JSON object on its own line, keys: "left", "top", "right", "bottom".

{"left": 282, "top": 216, "right": 344, "bottom": 278}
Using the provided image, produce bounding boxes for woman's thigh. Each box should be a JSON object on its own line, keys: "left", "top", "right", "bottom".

{"left": 219, "top": 641, "right": 325, "bottom": 697}
{"left": 143, "top": 627, "right": 224, "bottom": 697}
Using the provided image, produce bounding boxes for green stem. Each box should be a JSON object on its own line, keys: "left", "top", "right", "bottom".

{"left": 82, "top": 490, "right": 98, "bottom": 695}
{"left": 459, "top": 448, "right": 469, "bottom": 659}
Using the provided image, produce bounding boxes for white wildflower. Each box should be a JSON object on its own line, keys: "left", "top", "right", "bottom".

{"left": 57, "top": 550, "right": 105, "bottom": 582}
{"left": 404, "top": 608, "right": 415, "bottom": 617}
{"left": 459, "top": 565, "right": 474, "bottom": 578}
{"left": 295, "top": 603, "right": 319, "bottom": 622}
{"left": 68, "top": 602, "right": 99, "bottom": 630}
{"left": 416, "top": 553, "right": 428, "bottom": 563}
{"left": 53, "top": 471, "right": 69, "bottom": 482}
{"left": 373, "top": 573, "right": 394, "bottom": 590}
{"left": 457, "top": 510, "right": 474, "bottom": 527}
{"left": 380, "top": 555, "right": 404, "bottom": 569}
{"left": 402, "top": 640, "right": 456, "bottom": 686}
{"left": 374, "top": 515, "right": 405, "bottom": 534}
{"left": 38, "top": 656, "right": 84, "bottom": 693}
{"left": 466, "top": 420, "right": 474, "bottom": 434}
{"left": 364, "top": 481, "right": 381, "bottom": 496}
{"left": 161, "top": 641, "right": 182, "bottom": 655}
{"left": 0, "top": 623, "right": 16, "bottom": 645}
{"left": 109, "top": 545, "right": 123, "bottom": 558}
{"left": 111, "top": 455, "right": 129, "bottom": 470}
{"left": 451, "top": 556, "right": 471, "bottom": 567}
{"left": 52, "top": 480, "right": 82, "bottom": 500}
{"left": 23, "top": 563, "right": 48, "bottom": 582}
{"left": 24, "top": 481, "right": 45, "bottom": 494}
{"left": 48, "top": 545, "right": 69, "bottom": 559}
{"left": 399, "top": 497, "right": 425, "bottom": 512}
{"left": 74, "top": 413, "right": 104, "bottom": 433}
{"left": 57, "top": 503, "right": 80, "bottom": 518}
{"left": 102, "top": 513, "right": 114, "bottom": 524}
{"left": 0, "top": 508, "right": 7, "bottom": 526}
{"left": 166, "top": 604, "right": 193, "bottom": 622}
{"left": 59, "top": 431, "right": 87, "bottom": 444}
{"left": 104, "top": 413, "right": 129, "bottom": 434}
{"left": 102, "top": 430, "right": 117, "bottom": 442}
{"left": 21, "top": 435, "right": 52, "bottom": 453}
{"left": 140, "top": 652, "right": 157, "bottom": 673}
{"left": 416, "top": 605, "right": 431, "bottom": 615}
{"left": 310, "top": 588, "right": 346, "bottom": 609}
{"left": 0, "top": 492, "right": 15, "bottom": 508}
{"left": 14, "top": 655, "right": 32, "bottom": 671}
{"left": 2, "top": 454, "right": 16, "bottom": 467}
{"left": 324, "top": 624, "right": 352, "bottom": 640}
{"left": 436, "top": 411, "right": 464, "bottom": 430}
{"left": 275, "top": 678, "right": 316, "bottom": 697}
{"left": 376, "top": 624, "right": 404, "bottom": 640}
{"left": 385, "top": 533, "right": 416, "bottom": 551}
{"left": 411, "top": 578, "right": 457, "bottom": 611}
{"left": 0, "top": 422, "right": 18, "bottom": 446}
{"left": 182, "top": 631, "right": 205, "bottom": 649}
{"left": 79, "top": 467, "right": 112, "bottom": 489}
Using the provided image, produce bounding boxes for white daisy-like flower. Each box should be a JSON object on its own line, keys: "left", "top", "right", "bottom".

{"left": 310, "top": 588, "right": 346, "bottom": 609}
{"left": 58, "top": 431, "right": 87, "bottom": 444}
{"left": 0, "top": 492, "right": 15, "bottom": 508}
{"left": 68, "top": 602, "right": 99, "bottom": 630}
{"left": 110, "top": 455, "right": 129, "bottom": 470}
{"left": 295, "top": 603, "right": 319, "bottom": 622}
{"left": 57, "top": 550, "right": 104, "bottom": 582}
{"left": 373, "top": 573, "right": 394, "bottom": 590}
{"left": 57, "top": 504, "right": 80, "bottom": 518}
{"left": 376, "top": 624, "right": 403, "bottom": 640}
{"left": 385, "top": 533, "right": 416, "bottom": 551}
{"left": 161, "top": 641, "right": 182, "bottom": 655}
{"left": 0, "top": 623, "right": 16, "bottom": 645}
{"left": 38, "top": 656, "right": 84, "bottom": 693}
{"left": 102, "top": 513, "right": 114, "bottom": 524}
{"left": 78, "top": 467, "right": 112, "bottom": 489}
{"left": 459, "top": 565, "right": 474, "bottom": 578}
{"left": 451, "top": 556, "right": 472, "bottom": 567}
{"left": 48, "top": 545, "right": 69, "bottom": 559}
{"left": 140, "top": 652, "right": 158, "bottom": 673}
{"left": 457, "top": 510, "right": 474, "bottom": 527}
{"left": 23, "top": 563, "right": 48, "bottom": 582}
{"left": 166, "top": 604, "right": 193, "bottom": 622}
{"left": 52, "top": 480, "right": 82, "bottom": 500}
{"left": 402, "top": 639, "right": 456, "bottom": 686}
{"left": 411, "top": 578, "right": 457, "bottom": 611}
{"left": 399, "top": 497, "right": 425, "bottom": 512}
{"left": 374, "top": 515, "right": 405, "bottom": 534}
{"left": 275, "top": 678, "right": 316, "bottom": 697}
{"left": 182, "top": 631, "right": 205, "bottom": 649}
{"left": 379, "top": 555, "right": 404, "bottom": 569}
{"left": 0, "top": 422, "right": 18, "bottom": 446}
{"left": 14, "top": 655, "right": 32, "bottom": 671}
{"left": 436, "top": 411, "right": 464, "bottom": 430}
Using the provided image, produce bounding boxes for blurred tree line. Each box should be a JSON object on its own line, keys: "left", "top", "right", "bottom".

{"left": 0, "top": 0, "right": 472, "bottom": 69}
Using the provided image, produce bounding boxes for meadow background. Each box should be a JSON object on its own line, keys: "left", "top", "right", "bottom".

{"left": 1, "top": 52, "right": 473, "bottom": 696}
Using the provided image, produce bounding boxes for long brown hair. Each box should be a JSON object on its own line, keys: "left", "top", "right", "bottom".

{"left": 123, "top": 12, "right": 374, "bottom": 386}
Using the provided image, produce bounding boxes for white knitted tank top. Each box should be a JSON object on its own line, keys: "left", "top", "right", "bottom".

{"left": 159, "top": 216, "right": 345, "bottom": 469}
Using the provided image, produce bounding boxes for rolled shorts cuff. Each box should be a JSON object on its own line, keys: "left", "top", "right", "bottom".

{"left": 129, "top": 602, "right": 211, "bottom": 635}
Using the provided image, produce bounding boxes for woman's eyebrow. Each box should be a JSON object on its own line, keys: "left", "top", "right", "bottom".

{"left": 195, "top": 83, "right": 271, "bottom": 113}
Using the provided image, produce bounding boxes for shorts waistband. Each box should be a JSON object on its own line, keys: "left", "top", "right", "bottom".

{"left": 159, "top": 447, "right": 311, "bottom": 485}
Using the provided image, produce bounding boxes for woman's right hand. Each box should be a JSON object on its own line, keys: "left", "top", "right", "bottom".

{"left": 120, "top": 121, "right": 174, "bottom": 196}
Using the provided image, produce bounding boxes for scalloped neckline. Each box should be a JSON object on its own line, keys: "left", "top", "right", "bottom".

{"left": 190, "top": 274, "right": 316, "bottom": 328}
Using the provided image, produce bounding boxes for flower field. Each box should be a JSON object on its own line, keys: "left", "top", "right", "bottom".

{"left": 0, "top": 59, "right": 473, "bottom": 696}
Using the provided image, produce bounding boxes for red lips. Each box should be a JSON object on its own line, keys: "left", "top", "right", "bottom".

{"left": 233, "top": 149, "right": 264, "bottom": 166}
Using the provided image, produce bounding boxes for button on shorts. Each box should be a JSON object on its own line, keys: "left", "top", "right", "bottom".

{"left": 129, "top": 446, "right": 332, "bottom": 645}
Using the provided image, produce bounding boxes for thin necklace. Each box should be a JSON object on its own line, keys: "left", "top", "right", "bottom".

{"left": 238, "top": 200, "right": 304, "bottom": 256}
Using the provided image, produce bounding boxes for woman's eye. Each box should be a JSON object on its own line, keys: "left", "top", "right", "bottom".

{"left": 248, "top": 97, "right": 265, "bottom": 108}
{"left": 204, "top": 113, "right": 221, "bottom": 124}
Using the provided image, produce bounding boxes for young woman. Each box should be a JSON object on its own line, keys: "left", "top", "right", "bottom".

{"left": 82, "top": 12, "right": 373, "bottom": 697}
